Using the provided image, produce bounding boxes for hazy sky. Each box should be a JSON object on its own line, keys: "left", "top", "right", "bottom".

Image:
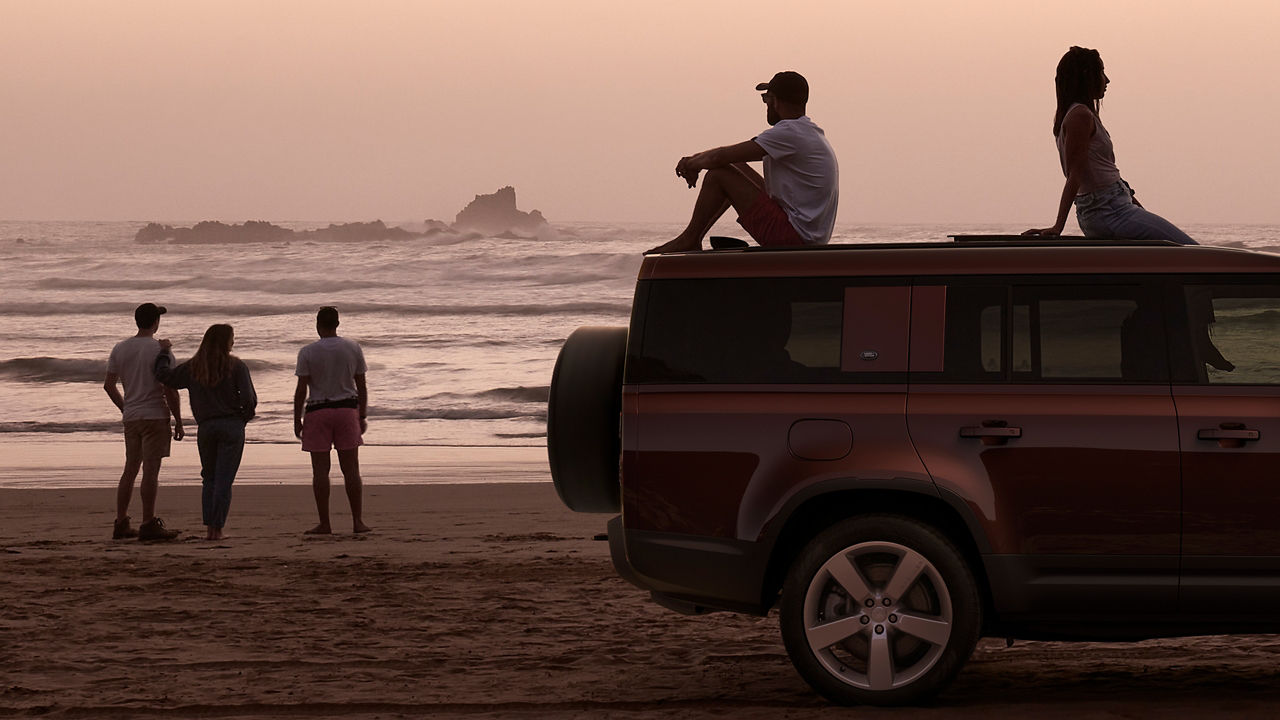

{"left": 2, "top": 0, "right": 1277, "bottom": 225}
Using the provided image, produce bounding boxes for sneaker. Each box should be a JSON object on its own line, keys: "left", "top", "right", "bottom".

{"left": 137, "top": 517, "right": 180, "bottom": 542}
{"left": 112, "top": 516, "right": 138, "bottom": 539}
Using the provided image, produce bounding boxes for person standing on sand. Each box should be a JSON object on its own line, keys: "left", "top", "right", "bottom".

{"left": 1024, "top": 46, "right": 1196, "bottom": 244}
{"left": 294, "top": 306, "right": 371, "bottom": 535}
{"left": 103, "top": 302, "right": 183, "bottom": 541}
{"left": 154, "top": 324, "right": 257, "bottom": 541}
{"left": 648, "top": 70, "right": 839, "bottom": 254}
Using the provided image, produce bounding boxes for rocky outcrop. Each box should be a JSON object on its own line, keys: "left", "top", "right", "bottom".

{"left": 135, "top": 221, "right": 294, "bottom": 244}
{"left": 135, "top": 220, "right": 418, "bottom": 244}
{"left": 452, "top": 186, "right": 547, "bottom": 235}
{"left": 135, "top": 187, "right": 550, "bottom": 244}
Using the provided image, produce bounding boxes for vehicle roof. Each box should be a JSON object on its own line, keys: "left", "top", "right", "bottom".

{"left": 639, "top": 237, "right": 1280, "bottom": 280}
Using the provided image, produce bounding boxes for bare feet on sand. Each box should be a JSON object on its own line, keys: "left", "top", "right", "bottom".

{"left": 305, "top": 523, "right": 370, "bottom": 535}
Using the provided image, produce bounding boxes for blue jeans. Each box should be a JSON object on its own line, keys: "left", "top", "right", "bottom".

{"left": 1074, "top": 180, "right": 1196, "bottom": 245}
{"left": 197, "top": 417, "right": 246, "bottom": 529}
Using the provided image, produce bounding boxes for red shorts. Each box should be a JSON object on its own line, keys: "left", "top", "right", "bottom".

{"left": 736, "top": 193, "right": 805, "bottom": 247}
{"left": 301, "top": 408, "right": 363, "bottom": 453}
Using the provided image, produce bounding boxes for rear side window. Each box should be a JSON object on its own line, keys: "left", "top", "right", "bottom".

{"left": 628, "top": 278, "right": 906, "bottom": 383}
{"left": 1180, "top": 282, "right": 1280, "bottom": 385}
{"left": 929, "top": 285, "right": 1006, "bottom": 382}
{"left": 921, "top": 281, "right": 1167, "bottom": 383}
{"left": 1013, "top": 287, "right": 1160, "bottom": 381}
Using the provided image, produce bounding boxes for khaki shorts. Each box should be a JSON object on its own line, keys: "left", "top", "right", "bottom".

{"left": 124, "top": 419, "right": 172, "bottom": 462}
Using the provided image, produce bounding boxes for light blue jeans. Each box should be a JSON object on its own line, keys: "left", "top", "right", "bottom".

{"left": 197, "top": 417, "right": 246, "bottom": 530}
{"left": 1074, "top": 180, "right": 1197, "bottom": 245}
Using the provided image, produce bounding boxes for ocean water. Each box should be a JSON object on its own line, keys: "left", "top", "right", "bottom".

{"left": 0, "top": 220, "right": 1276, "bottom": 454}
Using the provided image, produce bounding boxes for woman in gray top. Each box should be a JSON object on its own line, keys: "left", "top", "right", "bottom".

{"left": 1025, "top": 46, "right": 1196, "bottom": 244}
{"left": 155, "top": 324, "right": 257, "bottom": 541}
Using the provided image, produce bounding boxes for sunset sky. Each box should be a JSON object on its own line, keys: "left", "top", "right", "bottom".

{"left": 2, "top": 0, "right": 1277, "bottom": 225}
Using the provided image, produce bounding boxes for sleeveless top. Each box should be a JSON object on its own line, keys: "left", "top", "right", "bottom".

{"left": 1056, "top": 103, "right": 1122, "bottom": 195}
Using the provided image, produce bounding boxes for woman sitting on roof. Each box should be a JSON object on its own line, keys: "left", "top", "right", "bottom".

{"left": 1024, "top": 46, "right": 1196, "bottom": 245}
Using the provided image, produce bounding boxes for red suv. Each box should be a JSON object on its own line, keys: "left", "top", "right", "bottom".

{"left": 547, "top": 237, "right": 1280, "bottom": 706}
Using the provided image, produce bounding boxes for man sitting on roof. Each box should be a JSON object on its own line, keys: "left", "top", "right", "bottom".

{"left": 647, "top": 71, "right": 840, "bottom": 254}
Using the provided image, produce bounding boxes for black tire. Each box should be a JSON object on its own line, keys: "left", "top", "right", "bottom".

{"left": 546, "top": 326, "right": 628, "bottom": 513}
{"left": 779, "top": 515, "right": 981, "bottom": 706}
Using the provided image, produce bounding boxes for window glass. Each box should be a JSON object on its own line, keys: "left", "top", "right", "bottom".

{"left": 1011, "top": 286, "right": 1162, "bottom": 382}
{"left": 980, "top": 305, "right": 1002, "bottom": 372}
{"left": 1183, "top": 284, "right": 1280, "bottom": 385}
{"left": 1011, "top": 304, "right": 1031, "bottom": 373}
{"left": 922, "top": 281, "right": 1165, "bottom": 384}
{"left": 1038, "top": 299, "right": 1138, "bottom": 378}
{"left": 631, "top": 278, "right": 851, "bottom": 383}
{"left": 788, "top": 301, "right": 843, "bottom": 368}
{"left": 935, "top": 285, "right": 1005, "bottom": 381}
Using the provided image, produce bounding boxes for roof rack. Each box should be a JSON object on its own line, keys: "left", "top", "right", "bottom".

{"left": 949, "top": 235, "right": 1183, "bottom": 247}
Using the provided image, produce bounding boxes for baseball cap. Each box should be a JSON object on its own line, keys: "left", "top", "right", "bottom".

{"left": 134, "top": 302, "right": 167, "bottom": 328}
{"left": 756, "top": 71, "right": 809, "bottom": 105}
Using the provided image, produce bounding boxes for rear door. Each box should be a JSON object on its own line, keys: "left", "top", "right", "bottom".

{"left": 623, "top": 277, "right": 927, "bottom": 543}
{"left": 1172, "top": 275, "right": 1280, "bottom": 613}
{"left": 907, "top": 278, "right": 1181, "bottom": 615}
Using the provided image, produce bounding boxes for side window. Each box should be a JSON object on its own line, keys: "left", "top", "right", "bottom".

{"left": 916, "top": 281, "right": 1165, "bottom": 383}
{"left": 933, "top": 285, "right": 1005, "bottom": 382}
{"left": 1181, "top": 283, "right": 1280, "bottom": 385}
{"left": 1013, "top": 283, "right": 1167, "bottom": 381}
{"left": 1011, "top": 285, "right": 1165, "bottom": 382}
{"left": 788, "top": 300, "right": 843, "bottom": 368}
{"left": 630, "top": 278, "right": 851, "bottom": 383}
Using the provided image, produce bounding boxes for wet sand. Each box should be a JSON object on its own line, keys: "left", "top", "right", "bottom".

{"left": 3, "top": 481, "right": 1280, "bottom": 719}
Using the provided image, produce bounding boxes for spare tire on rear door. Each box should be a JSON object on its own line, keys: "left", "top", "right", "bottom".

{"left": 547, "top": 326, "right": 628, "bottom": 513}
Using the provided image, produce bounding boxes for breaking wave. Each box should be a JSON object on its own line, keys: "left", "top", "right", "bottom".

{"left": 0, "top": 357, "right": 105, "bottom": 383}
{"left": 0, "top": 356, "right": 293, "bottom": 383}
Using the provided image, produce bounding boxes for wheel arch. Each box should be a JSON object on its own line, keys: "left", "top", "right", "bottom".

{"left": 758, "top": 482, "right": 994, "bottom": 621}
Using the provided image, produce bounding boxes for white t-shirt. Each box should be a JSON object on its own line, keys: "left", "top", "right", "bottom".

{"left": 753, "top": 116, "right": 840, "bottom": 245}
{"left": 296, "top": 336, "right": 367, "bottom": 405}
{"left": 106, "top": 336, "right": 172, "bottom": 422}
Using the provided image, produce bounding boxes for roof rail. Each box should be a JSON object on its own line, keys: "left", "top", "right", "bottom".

{"left": 949, "top": 235, "right": 1183, "bottom": 247}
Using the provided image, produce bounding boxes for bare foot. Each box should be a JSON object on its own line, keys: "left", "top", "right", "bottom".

{"left": 645, "top": 237, "right": 701, "bottom": 255}
{"left": 304, "top": 524, "right": 332, "bottom": 535}
{"left": 353, "top": 522, "right": 372, "bottom": 534}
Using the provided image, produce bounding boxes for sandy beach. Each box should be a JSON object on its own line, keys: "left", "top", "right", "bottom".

{"left": 5, "top": 470, "right": 1280, "bottom": 719}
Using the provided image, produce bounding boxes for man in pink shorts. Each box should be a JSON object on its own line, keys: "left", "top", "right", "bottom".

{"left": 294, "top": 306, "right": 371, "bottom": 534}
{"left": 648, "top": 71, "right": 840, "bottom": 254}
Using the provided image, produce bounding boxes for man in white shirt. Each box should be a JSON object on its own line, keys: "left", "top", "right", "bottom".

{"left": 648, "top": 71, "right": 840, "bottom": 253}
{"left": 294, "top": 306, "right": 371, "bottom": 534}
{"left": 104, "top": 302, "right": 184, "bottom": 541}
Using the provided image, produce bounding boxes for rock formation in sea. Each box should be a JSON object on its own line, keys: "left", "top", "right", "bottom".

{"left": 135, "top": 220, "right": 420, "bottom": 244}
{"left": 135, "top": 221, "right": 293, "bottom": 244}
{"left": 451, "top": 186, "right": 547, "bottom": 236}
{"left": 134, "top": 187, "right": 549, "bottom": 243}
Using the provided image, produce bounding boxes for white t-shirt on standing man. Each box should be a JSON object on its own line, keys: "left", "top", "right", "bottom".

{"left": 107, "top": 337, "right": 172, "bottom": 421}
{"left": 296, "top": 336, "right": 367, "bottom": 405}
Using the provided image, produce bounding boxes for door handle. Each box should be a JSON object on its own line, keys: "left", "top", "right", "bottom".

{"left": 1197, "top": 423, "right": 1260, "bottom": 449}
{"left": 959, "top": 420, "right": 1022, "bottom": 446}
